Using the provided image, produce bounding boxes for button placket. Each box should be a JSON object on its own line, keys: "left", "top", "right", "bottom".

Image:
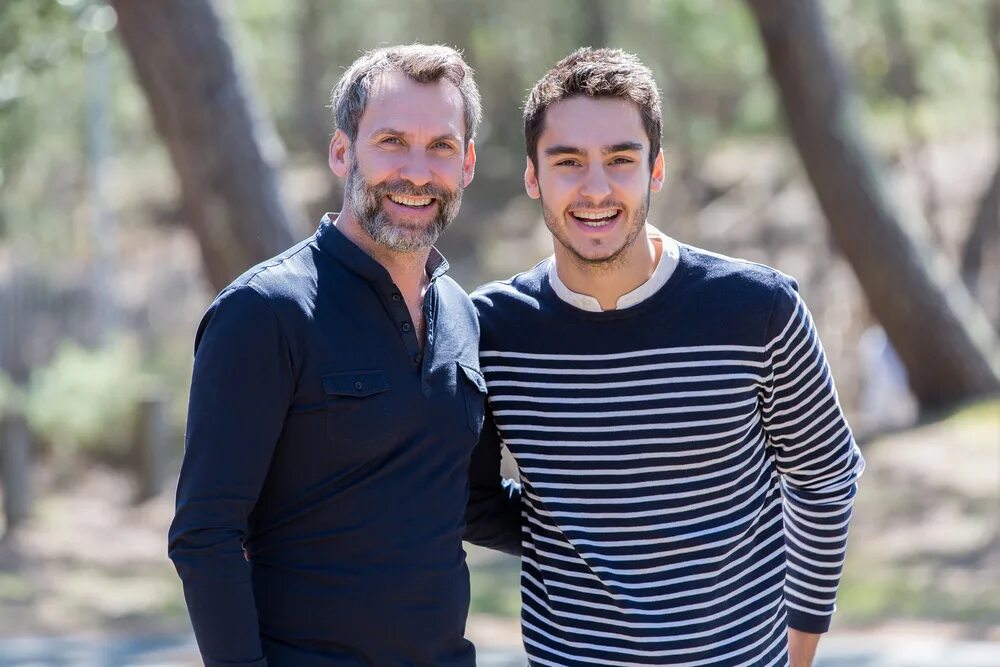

{"left": 418, "top": 283, "right": 439, "bottom": 397}
{"left": 382, "top": 282, "right": 423, "bottom": 372}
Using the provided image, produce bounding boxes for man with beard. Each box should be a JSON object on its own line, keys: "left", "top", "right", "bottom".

{"left": 170, "top": 45, "right": 492, "bottom": 667}
{"left": 466, "top": 48, "right": 865, "bottom": 666}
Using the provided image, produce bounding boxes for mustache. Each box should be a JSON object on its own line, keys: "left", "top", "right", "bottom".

{"left": 369, "top": 180, "right": 452, "bottom": 200}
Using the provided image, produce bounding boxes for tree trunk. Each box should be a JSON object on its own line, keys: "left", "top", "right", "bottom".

{"left": 963, "top": 167, "right": 1000, "bottom": 297}
{"left": 110, "top": 0, "right": 298, "bottom": 292}
{"left": 579, "top": 0, "right": 609, "bottom": 49}
{"left": 962, "top": 0, "right": 1000, "bottom": 304}
{"left": 295, "top": 0, "right": 333, "bottom": 164}
{"left": 745, "top": 0, "right": 1000, "bottom": 410}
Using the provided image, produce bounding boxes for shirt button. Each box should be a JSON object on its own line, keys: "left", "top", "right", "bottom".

{"left": 413, "top": 353, "right": 423, "bottom": 365}
{"left": 401, "top": 322, "right": 412, "bottom": 332}
{"left": 353, "top": 381, "right": 363, "bottom": 391}
{"left": 391, "top": 293, "right": 402, "bottom": 301}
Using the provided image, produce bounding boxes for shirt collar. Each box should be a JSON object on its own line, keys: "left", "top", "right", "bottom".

{"left": 315, "top": 212, "right": 450, "bottom": 284}
{"left": 547, "top": 225, "right": 680, "bottom": 312}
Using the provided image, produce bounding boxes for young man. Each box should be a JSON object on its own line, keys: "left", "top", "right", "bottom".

{"left": 170, "top": 45, "right": 492, "bottom": 666}
{"left": 467, "top": 48, "right": 865, "bottom": 666}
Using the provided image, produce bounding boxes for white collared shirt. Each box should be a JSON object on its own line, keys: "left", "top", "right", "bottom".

{"left": 547, "top": 225, "right": 681, "bottom": 312}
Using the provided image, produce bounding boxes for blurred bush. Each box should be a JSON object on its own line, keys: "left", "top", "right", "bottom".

{"left": 23, "top": 336, "right": 145, "bottom": 457}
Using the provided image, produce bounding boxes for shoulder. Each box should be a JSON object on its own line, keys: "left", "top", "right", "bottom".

{"left": 435, "top": 274, "right": 478, "bottom": 322}
{"left": 200, "top": 236, "right": 320, "bottom": 337}
{"left": 673, "top": 244, "right": 807, "bottom": 344}
{"left": 680, "top": 243, "right": 799, "bottom": 306}
{"left": 471, "top": 259, "right": 549, "bottom": 316}
{"left": 226, "top": 235, "right": 318, "bottom": 304}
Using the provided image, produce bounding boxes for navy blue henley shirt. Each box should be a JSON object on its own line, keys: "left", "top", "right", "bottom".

{"left": 169, "top": 215, "right": 489, "bottom": 667}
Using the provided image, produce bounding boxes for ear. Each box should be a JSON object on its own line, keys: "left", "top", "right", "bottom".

{"left": 649, "top": 147, "right": 665, "bottom": 193}
{"left": 329, "top": 129, "right": 350, "bottom": 178}
{"left": 524, "top": 155, "right": 541, "bottom": 200}
{"left": 462, "top": 140, "right": 476, "bottom": 188}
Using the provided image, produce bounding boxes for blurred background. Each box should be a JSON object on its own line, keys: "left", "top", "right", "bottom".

{"left": 0, "top": 0, "right": 998, "bottom": 665}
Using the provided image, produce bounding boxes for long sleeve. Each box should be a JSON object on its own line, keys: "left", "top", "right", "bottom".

{"left": 168, "top": 285, "right": 295, "bottom": 667}
{"left": 759, "top": 278, "right": 865, "bottom": 634}
{"left": 464, "top": 407, "right": 523, "bottom": 556}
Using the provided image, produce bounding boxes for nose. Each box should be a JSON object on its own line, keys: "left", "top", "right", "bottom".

{"left": 579, "top": 164, "right": 612, "bottom": 201}
{"left": 398, "top": 153, "right": 433, "bottom": 188}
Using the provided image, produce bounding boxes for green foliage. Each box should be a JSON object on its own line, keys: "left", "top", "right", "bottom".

{"left": 828, "top": 0, "right": 993, "bottom": 143}
{"left": 24, "top": 337, "right": 145, "bottom": 456}
{"left": 0, "top": 0, "right": 124, "bottom": 250}
{"left": 468, "top": 553, "right": 521, "bottom": 617}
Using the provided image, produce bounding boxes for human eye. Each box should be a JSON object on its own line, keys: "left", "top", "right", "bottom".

{"left": 380, "top": 136, "right": 403, "bottom": 146}
{"left": 554, "top": 158, "right": 581, "bottom": 167}
{"left": 610, "top": 156, "right": 635, "bottom": 165}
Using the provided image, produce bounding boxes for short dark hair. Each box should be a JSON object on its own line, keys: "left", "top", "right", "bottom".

{"left": 524, "top": 48, "right": 662, "bottom": 170}
{"left": 331, "top": 44, "right": 482, "bottom": 143}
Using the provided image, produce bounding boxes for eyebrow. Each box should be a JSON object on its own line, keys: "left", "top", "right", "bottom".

{"left": 544, "top": 141, "right": 643, "bottom": 157}
{"left": 604, "top": 141, "right": 643, "bottom": 154}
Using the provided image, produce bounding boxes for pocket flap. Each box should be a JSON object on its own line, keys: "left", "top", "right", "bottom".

{"left": 322, "top": 370, "right": 389, "bottom": 397}
{"left": 457, "top": 362, "right": 487, "bottom": 393}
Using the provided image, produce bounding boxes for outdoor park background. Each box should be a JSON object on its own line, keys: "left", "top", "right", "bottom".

{"left": 0, "top": 0, "right": 998, "bottom": 665}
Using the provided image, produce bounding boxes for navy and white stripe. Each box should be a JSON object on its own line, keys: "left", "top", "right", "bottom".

{"left": 472, "top": 245, "right": 864, "bottom": 666}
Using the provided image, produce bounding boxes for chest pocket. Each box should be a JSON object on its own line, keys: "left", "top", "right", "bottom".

{"left": 322, "top": 370, "right": 389, "bottom": 398}
{"left": 457, "top": 362, "right": 487, "bottom": 435}
{"left": 321, "top": 370, "right": 391, "bottom": 445}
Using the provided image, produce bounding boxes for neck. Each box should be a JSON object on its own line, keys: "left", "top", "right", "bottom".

{"left": 333, "top": 210, "right": 430, "bottom": 296}
{"left": 554, "top": 225, "right": 660, "bottom": 311}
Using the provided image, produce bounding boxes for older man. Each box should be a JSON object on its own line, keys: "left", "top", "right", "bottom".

{"left": 170, "top": 45, "right": 490, "bottom": 667}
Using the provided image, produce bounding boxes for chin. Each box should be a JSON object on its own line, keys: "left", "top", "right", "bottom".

{"left": 570, "top": 246, "right": 626, "bottom": 266}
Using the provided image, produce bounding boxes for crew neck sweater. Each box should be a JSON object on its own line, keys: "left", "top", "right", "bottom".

{"left": 469, "top": 242, "right": 865, "bottom": 666}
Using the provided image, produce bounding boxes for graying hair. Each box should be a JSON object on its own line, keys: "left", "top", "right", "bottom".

{"left": 330, "top": 44, "right": 482, "bottom": 143}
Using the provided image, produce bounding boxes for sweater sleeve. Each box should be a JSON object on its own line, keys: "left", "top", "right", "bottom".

{"left": 168, "top": 285, "right": 295, "bottom": 667}
{"left": 464, "top": 406, "right": 524, "bottom": 556}
{"left": 759, "top": 277, "right": 865, "bottom": 634}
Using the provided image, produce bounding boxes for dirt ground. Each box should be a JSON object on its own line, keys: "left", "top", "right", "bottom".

{"left": 0, "top": 401, "right": 996, "bottom": 647}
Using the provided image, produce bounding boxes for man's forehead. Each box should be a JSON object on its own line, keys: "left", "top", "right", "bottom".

{"left": 359, "top": 70, "right": 465, "bottom": 136}
{"left": 539, "top": 96, "right": 647, "bottom": 150}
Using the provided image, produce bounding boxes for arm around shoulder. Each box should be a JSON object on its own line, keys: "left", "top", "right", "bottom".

{"left": 464, "top": 407, "right": 523, "bottom": 556}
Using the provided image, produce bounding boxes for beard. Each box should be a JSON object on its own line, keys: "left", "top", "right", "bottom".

{"left": 345, "top": 157, "right": 464, "bottom": 253}
{"left": 541, "top": 189, "right": 650, "bottom": 271}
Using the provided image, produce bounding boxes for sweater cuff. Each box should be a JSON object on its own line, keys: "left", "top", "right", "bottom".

{"left": 786, "top": 607, "right": 832, "bottom": 634}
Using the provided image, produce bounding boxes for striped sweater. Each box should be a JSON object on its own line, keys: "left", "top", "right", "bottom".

{"left": 467, "top": 244, "right": 865, "bottom": 666}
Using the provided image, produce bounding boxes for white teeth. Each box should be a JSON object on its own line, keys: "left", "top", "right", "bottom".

{"left": 574, "top": 210, "right": 617, "bottom": 220}
{"left": 389, "top": 194, "right": 433, "bottom": 207}
{"left": 572, "top": 210, "right": 618, "bottom": 226}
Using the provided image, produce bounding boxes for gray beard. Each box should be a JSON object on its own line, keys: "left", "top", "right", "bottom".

{"left": 345, "top": 158, "right": 463, "bottom": 253}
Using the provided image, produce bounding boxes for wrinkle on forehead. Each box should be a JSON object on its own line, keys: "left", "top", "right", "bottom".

{"left": 362, "top": 70, "right": 466, "bottom": 139}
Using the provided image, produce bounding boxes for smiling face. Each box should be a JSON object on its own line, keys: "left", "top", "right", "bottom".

{"left": 330, "top": 70, "right": 475, "bottom": 252}
{"left": 525, "top": 95, "right": 664, "bottom": 268}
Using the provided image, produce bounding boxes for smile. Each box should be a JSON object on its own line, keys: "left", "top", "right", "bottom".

{"left": 388, "top": 194, "right": 435, "bottom": 208}
{"left": 570, "top": 209, "right": 620, "bottom": 228}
